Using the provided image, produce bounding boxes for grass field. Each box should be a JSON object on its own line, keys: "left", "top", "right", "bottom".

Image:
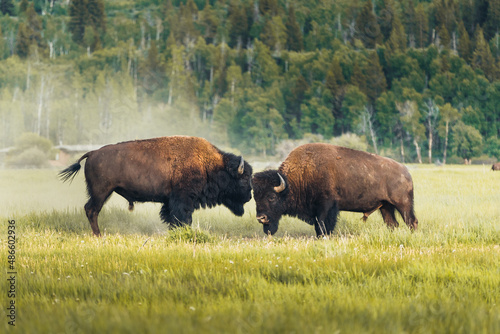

{"left": 1, "top": 165, "right": 499, "bottom": 333}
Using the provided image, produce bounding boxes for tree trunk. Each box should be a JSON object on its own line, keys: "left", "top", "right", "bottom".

{"left": 36, "top": 76, "right": 45, "bottom": 136}
{"left": 443, "top": 120, "right": 449, "bottom": 165}
{"left": 413, "top": 138, "right": 422, "bottom": 163}
{"left": 400, "top": 136, "right": 405, "bottom": 163}
{"left": 428, "top": 130, "right": 433, "bottom": 164}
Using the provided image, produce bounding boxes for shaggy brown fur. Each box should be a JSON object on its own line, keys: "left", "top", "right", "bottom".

{"left": 60, "top": 136, "right": 253, "bottom": 236}
{"left": 492, "top": 162, "right": 500, "bottom": 171}
{"left": 253, "top": 143, "right": 418, "bottom": 236}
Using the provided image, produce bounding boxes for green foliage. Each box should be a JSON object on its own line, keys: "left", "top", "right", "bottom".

{"left": 451, "top": 121, "right": 484, "bottom": 162}
{"left": 0, "top": 0, "right": 15, "bottom": 16}
{"left": 166, "top": 226, "right": 214, "bottom": 243}
{"left": 484, "top": 136, "right": 500, "bottom": 159}
{"left": 0, "top": 0, "right": 498, "bottom": 160}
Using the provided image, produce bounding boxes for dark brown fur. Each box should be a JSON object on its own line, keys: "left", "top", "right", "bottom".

{"left": 492, "top": 162, "right": 500, "bottom": 171}
{"left": 60, "top": 136, "right": 253, "bottom": 236}
{"left": 253, "top": 143, "right": 418, "bottom": 236}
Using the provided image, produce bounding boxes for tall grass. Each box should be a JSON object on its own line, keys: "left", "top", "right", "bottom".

{"left": 1, "top": 165, "right": 499, "bottom": 333}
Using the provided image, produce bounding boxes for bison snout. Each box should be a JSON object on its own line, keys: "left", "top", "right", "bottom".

{"left": 257, "top": 214, "right": 269, "bottom": 224}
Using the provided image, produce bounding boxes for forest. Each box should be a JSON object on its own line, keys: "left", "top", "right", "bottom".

{"left": 0, "top": 0, "right": 499, "bottom": 164}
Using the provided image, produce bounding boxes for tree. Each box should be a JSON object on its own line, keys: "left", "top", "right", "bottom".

{"left": 414, "top": 3, "right": 428, "bottom": 48}
{"left": 15, "top": 24, "right": 31, "bottom": 58}
{"left": 397, "top": 100, "right": 426, "bottom": 163}
{"left": 0, "top": 0, "right": 15, "bottom": 16}
{"left": 364, "top": 51, "right": 387, "bottom": 104}
{"left": 472, "top": 28, "right": 496, "bottom": 81}
{"left": 285, "top": 5, "right": 303, "bottom": 51}
{"left": 301, "top": 97, "right": 334, "bottom": 138}
{"left": 484, "top": 136, "right": 500, "bottom": 159}
{"left": 260, "top": 16, "right": 287, "bottom": 55}
{"left": 355, "top": 0, "right": 381, "bottom": 48}
{"left": 69, "top": 0, "right": 106, "bottom": 49}
{"left": 438, "top": 103, "right": 460, "bottom": 164}
{"left": 228, "top": 1, "right": 249, "bottom": 49}
{"left": 325, "top": 56, "right": 347, "bottom": 135}
{"left": 457, "top": 21, "right": 472, "bottom": 62}
{"left": 69, "top": 0, "right": 89, "bottom": 44}
{"left": 451, "top": 121, "right": 483, "bottom": 164}
{"left": 423, "top": 99, "right": 439, "bottom": 163}
{"left": 386, "top": 12, "right": 407, "bottom": 53}
{"left": 258, "top": 0, "right": 278, "bottom": 16}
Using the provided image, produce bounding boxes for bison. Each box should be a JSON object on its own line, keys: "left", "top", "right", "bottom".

{"left": 252, "top": 143, "right": 418, "bottom": 237}
{"left": 59, "top": 136, "right": 253, "bottom": 236}
{"left": 492, "top": 162, "right": 500, "bottom": 171}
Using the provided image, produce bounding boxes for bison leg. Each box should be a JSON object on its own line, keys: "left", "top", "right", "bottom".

{"left": 84, "top": 198, "right": 106, "bottom": 237}
{"left": 379, "top": 203, "right": 399, "bottom": 229}
{"left": 314, "top": 202, "right": 339, "bottom": 237}
{"left": 84, "top": 183, "right": 114, "bottom": 236}
{"left": 167, "top": 193, "right": 194, "bottom": 227}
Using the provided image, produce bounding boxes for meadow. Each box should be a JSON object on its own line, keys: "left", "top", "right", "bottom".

{"left": 1, "top": 165, "right": 499, "bottom": 333}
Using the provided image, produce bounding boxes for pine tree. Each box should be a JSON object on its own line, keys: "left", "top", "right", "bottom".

{"left": 414, "top": 3, "right": 428, "bottom": 48}
{"left": 260, "top": 16, "right": 287, "bottom": 55}
{"left": 351, "top": 60, "right": 366, "bottom": 93}
{"left": 364, "top": 51, "right": 387, "bottom": 104}
{"left": 228, "top": 2, "right": 248, "bottom": 48}
{"left": 258, "top": 0, "right": 278, "bottom": 16}
{"left": 403, "top": 0, "right": 417, "bottom": 46}
{"left": 387, "top": 13, "right": 407, "bottom": 53}
{"left": 26, "top": 3, "right": 43, "bottom": 46}
{"left": 484, "top": 0, "right": 500, "bottom": 41}
{"left": 326, "top": 57, "right": 347, "bottom": 136}
{"left": 437, "top": 24, "right": 450, "bottom": 49}
{"left": 15, "top": 23, "right": 31, "bottom": 58}
{"left": 457, "top": 21, "right": 472, "bottom": 62}
{"left": 433, "top": 0, "right": 457, "bottom": 34}
{"left": 200, "top": 0, "right": 219, "bottom": 44}
{"left": 355, "top": 0, "right": 382, "bottom": 48}
{"left": 19, "top": 0, "right": 28, "bottom": 13}
{"left": 69, "top": 0, "right": 106, "bottom": 48}
{"left": 0, "top": 0, "right": 15, "bottom": 16}
{"left": 378, "top": 0, "right": 396, "bottom": 41}
{"left": 69, "top": 0, "right": 89, "bottom": 44}
{"left": 87, "top": 0, "right": 106, "bottom": 33}
{"left": 285, "top": 5, "right": 303, "bottom": 51}
{"left": 472, "top": 28, "right": 495, "bottom": 81}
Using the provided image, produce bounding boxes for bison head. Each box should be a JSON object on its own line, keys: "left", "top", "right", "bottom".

{"left": 252, "top": 170, "right": 289, "bottom": 235}
{"left": 219, "top": 154, "right": 253, "bottom": 216}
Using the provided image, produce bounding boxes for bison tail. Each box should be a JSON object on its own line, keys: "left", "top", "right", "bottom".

{"left": 58, "top": 152, "right": 90, "bottom": 183}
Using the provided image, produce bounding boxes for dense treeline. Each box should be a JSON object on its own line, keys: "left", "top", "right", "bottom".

{"left": 0, "top": 0, "right": 499, "bottom": 163}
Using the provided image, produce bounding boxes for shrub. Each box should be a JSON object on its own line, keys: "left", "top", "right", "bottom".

{"left": 7, "top": 147, "right": 49, "bottom": 168}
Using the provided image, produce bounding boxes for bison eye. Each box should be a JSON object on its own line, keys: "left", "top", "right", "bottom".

{"left": 268, "top": 193, "right": 277, "bottom": 202}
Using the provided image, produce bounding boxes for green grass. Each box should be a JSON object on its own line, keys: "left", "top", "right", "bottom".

{"left": 1, "top": 165, "right": 499, "bottom": 333}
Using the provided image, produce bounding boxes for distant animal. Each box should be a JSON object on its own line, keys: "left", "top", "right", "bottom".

{"left": 492, "top": 162, "right": 500, "bottom": 171}
{"left": 59, "top": 136, "right": 253, "bottom": 236}
{"left": 252, "top": 143, "right": 418, "bottom": 237}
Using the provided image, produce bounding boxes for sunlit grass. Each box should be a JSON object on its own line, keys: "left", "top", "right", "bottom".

{"left": 0, "top": 165, "right": 499, "bottom": 333}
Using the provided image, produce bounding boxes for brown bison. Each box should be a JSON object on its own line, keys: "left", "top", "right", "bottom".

{"left": 492, "top": 162, "right": 500, "bottom": 171}
{"left": 59, "top": 136, "right": 253, "bottom": 236}
{"left": 252, "top": 143, "right": 418, "bottom": 236}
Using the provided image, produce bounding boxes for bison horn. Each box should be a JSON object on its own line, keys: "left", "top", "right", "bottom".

{"left": 238, "top": 156, "right": 245, "bottom": 175}
{"left": 274, "top": 173, "right": 286, "bottom": 193}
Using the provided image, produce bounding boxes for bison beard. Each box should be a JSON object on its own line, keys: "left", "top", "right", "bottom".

{"left": 253, "top": 170, "right": 339, "bottom": 237}
{"left": 252, "top": 143, "right": 418, "bottom": 237}
{"left": 59, "top": 136, "right": 253, "bottom": 236}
